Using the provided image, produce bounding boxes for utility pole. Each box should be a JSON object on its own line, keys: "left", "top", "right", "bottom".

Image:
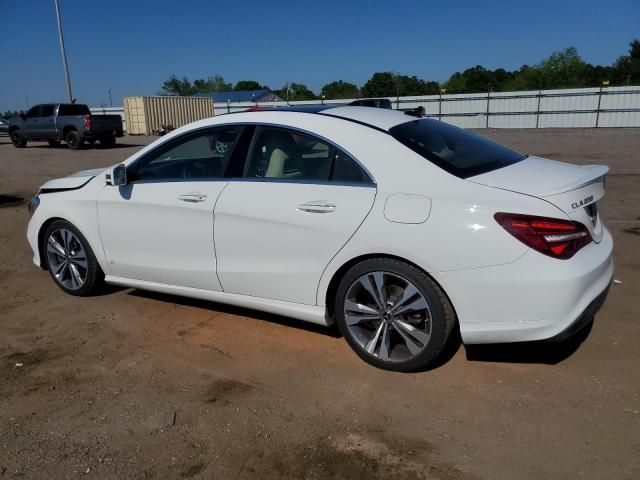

{"left": 54, "top": 0, "right": 73, "bottom": 103}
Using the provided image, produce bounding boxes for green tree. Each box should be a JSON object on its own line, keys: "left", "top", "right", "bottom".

{"left": 535, "top": 47, "right": 588, "bottom": 88}
{"left": 159, "top": 75, "right": 196, "bottom": 96}
{"left": 233, "top": 80, "right": 265, "bottom": 91}
{"left": 396, "top": 75, "right": 440, "bottom": 96}
{"left": 321, "top": 80, "right": 360, "bottom": 99}
{"left": 159, "top": 75, "right": 231, "bottom": 96}
{"left": 612, "top": 39, "right": 640, "bottom": 85}
{"left": 275, "top": 83, "right": 317, "bottom": 101}
{"left": 361, "top": 72, "right": 398, "bottom": 97}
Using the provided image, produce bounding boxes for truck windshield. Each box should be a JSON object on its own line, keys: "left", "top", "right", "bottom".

{"left": 389, "top": 119, "right": 526, "bottom": 178}
{"left": 58, "top": 104, "right": 91, "bottom": 116}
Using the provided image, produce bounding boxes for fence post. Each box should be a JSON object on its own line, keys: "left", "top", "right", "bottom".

{"left": 535, "top": 89, "right": 542, "bottom": 128}
{"left": 485, "top": 88, "right": 491, "bottom": 128}
{"left": 595, "top": 80, "right": 609, "bottom": 128}
{"left": 226, "top": 100, "right": 230, "bottom": 114}
{"left": 438, "top": 88, "right": 445, "bottom": 121}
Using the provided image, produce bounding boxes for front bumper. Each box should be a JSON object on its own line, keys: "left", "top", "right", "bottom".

{"left": 436, "top": 227, "right": 614, "bottom": 344}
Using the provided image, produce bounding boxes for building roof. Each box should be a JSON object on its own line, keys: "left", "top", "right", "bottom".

{"left": 194, "top": 89, "right": 280, "bottom": 103}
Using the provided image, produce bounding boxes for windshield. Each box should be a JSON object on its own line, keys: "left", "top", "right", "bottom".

{"left": 389, "top": 119, "right": 526, "bottom": 178}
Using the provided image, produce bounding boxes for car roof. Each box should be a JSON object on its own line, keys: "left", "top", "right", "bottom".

{"left": 233, "top": 105, "right": 413, "bottom": 132}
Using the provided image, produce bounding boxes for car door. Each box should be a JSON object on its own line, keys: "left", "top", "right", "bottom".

{"left": 23, "top": 106, "right": 41, "bottom": 137}
{"left": 97, "top": 125, "right": 247, "bottom": 291}
{"left": 37, "top": 104, "right": 56, "bottom": 138}
{"left": 214, "top": 126, "right": 376, "bottom": 305}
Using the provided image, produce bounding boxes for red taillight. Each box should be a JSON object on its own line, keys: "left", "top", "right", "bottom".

{"left": 84, "top": 115, "right": 91, "bottom": 129}
{"left": 494, "top": 213, "right": 592, "bottom": 259}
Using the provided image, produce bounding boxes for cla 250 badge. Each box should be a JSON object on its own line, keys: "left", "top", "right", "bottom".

{"left": 572, "top": 195, "right": 594, "bottom": 209}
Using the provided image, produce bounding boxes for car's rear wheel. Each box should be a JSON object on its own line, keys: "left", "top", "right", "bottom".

{"left": 11, "top": 130, "right": 27, "bottom": 148}
{"left": 65, "top": 130, "right": 83, "bottom": 150}
{"left": 334, "top": 258, "right": 455, "bottom": 372}
{"left": 43, "top": 220, "right": 103, "bottom": 296}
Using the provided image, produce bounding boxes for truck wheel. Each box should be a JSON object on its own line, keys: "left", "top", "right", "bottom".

{"left": 47, "top": 140, "right": 61, "bottom": 147}
{"left": 100, "top": 136, "right": 116, "bottom": 147}
{"left": 11, "top": 130, "right": 27, "bottom": 148}
{"left": 65, "top": 130, "right": 83, "bottom": 150}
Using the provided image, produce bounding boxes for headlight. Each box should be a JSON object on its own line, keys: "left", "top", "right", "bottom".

{"left": 28, "top": 195, "right": 40, "bottom": 217}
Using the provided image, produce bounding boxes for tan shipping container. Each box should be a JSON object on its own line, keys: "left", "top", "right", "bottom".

{"left": 123, "top": 96, "right": 215, "bottom": 135}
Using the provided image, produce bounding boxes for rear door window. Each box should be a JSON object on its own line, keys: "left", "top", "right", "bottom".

{"left": 58, "top": 104, "right": 91, "bottom": 116}
{"left": 243, "top": 127, "right": 373, "bottom": 185}
{"left": 40, "top": 105, "right": 55, "bottom": 117}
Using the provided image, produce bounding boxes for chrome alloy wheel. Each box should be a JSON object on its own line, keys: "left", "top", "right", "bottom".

{"left": 46, "top": 228, "right": 88, "bottom": 291}
{"left": 343, "top": 271, "right": 432, "bottom": 363}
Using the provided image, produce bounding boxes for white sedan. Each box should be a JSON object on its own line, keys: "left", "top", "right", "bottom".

{"left": 26, "top": 106, "right": 613, "bottom": 371}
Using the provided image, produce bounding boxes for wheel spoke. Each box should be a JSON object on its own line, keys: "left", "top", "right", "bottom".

{"left": 61, "top": 230, "right": 70, "bottom": 251}
{"left": 394, "top": 319, "right": 430, "bottom": 346}
{"left": 47, "top": 236, "right": 66, "bottom": 256}
{"left": 390, "top": 284, "right": 419, "bottom": 313}
{"left": 392, "top": 324, "right": 424, "bottom": 355}
{"left": 393, "top": 295, "right": 429, "bottom": 317}
{"left": 69, "top": 263, "right": 84, "bottom": 288}
{"left": 53, "top": 260, "right": 67, "bottom": 277}
{"left": 365, "top": 321, "right": 385, "bottom": 354}
{"left": 345, "top": 313, "right": 381, "bottom": 326}
{"left": 344, "top": 299, "right": 378, "bottom": 315}
{"left": 359, "top": 275, "right": 385, "bottom": 310}
{"left": 378, "top": 324, "right": 391, "bottom": 361}
{"left": 371, "top": 272, "right": 388, "bottom": 305}
{"left": 71, "top": 257, "right": 88, "bottom": 270}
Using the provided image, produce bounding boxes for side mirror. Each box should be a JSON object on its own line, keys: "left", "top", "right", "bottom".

{"left": 106, "top": 164, "right": 127, "bottom": 186}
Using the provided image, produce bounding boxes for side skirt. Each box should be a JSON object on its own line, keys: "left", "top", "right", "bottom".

{"left": 104, "top": 275, "right": 329, "bottom": 326}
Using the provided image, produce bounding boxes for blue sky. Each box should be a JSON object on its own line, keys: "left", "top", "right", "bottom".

{"left": 1, "top": 0, "right": 638, "bottom": 111}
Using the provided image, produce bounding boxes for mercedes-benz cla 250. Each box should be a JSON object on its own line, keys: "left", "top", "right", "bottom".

{"left": 27, "top": 106, "right": 613, "bottom": 371}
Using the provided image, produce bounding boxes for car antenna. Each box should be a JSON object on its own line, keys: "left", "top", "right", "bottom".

{"left": 404, "top": 106, "right": 425, "bottom": 118}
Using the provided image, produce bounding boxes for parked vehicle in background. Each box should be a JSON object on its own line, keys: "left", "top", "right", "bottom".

{"left": 9, "top": 103, "right": 123, "bottom": 150}
{"left": 0, "top": 117, "right": 9, "bottom": 136}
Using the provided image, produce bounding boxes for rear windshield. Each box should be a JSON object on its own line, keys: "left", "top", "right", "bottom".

{"left": 389, "top": 119, "right": 526, "bottom": 178}
{"left": 58, "top": 104, "right": 91, "bottom": 116}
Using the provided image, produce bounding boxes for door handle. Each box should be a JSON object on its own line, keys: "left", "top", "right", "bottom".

{"left": 178, "top": 193, "right": 207, "bottom": 203}
{"left": 297, "top": 201, "right": 336, "bottom": 213}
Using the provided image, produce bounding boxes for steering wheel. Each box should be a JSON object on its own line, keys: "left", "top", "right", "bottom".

{"left": 182, "top": 158, "right": 207, "bottom": 178}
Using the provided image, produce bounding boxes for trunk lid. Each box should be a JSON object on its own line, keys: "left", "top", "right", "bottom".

{"left": 469, "top": 156, "right": 608, "bottom": 243}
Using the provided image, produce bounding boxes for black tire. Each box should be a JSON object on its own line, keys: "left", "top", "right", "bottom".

{"left": 65, "top": 130, "right": 83, "bottom": 150}
{"left": 47, "top": 139, "right": 61, "bottom": 147}
{"left": 99, "top": 136, "right": 116, "bottom": 147}
{"left": 10, "top": 130, "right": 27, "bottom": 148}
{"left": 334, "top": 258, "right": 455, "bottom": 372}
{"left": 43, "top": 220, "right": 103, "bottom": 296}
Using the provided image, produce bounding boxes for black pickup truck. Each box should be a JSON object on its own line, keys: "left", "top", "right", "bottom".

{"left": 9, "top": 103, "right": 123, "bottom": 149}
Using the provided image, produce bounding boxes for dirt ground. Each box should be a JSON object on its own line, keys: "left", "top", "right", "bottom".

{"left": 0, "top": 128, "right": 638, "bottom": 479}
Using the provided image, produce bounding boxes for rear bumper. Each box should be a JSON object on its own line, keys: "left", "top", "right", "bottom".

{"left": 436, "top": 227, "right": 614, "bottom": 344}
{"left": 84, "top": 129, "right": 123, "bottom": 140}
{"left": 547, "top": 285, "right": 609, "bottom": 342}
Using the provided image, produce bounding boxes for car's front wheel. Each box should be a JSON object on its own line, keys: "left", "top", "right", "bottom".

{"left": 43, "top": 220, "right": 103, "bottom": 296}
{"left": 334, "top": 258, "right": 455, "bottom": 372}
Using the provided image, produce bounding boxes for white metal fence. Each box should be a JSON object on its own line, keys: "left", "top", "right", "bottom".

{"left": 94, "top": 86, "right": 640, "bottom": 132}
